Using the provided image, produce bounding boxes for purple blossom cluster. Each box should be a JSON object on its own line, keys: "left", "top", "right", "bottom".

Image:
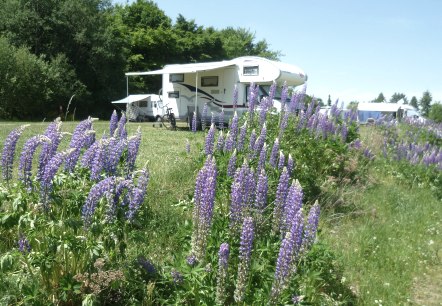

{"left": 301, "top": 201, "right": 321, "bottom": 252}
{"left": 202, "top": 102, "right": 208, "bottom": 130}
{"left": 204, "top": 123, "right": 216, "bottom": 155}
{"left": 1, "top": 124, "right": 29, "bottom": 182}
{"left": 191, "top": 156, "right": 217, "bottom": 261}
{"left": 110, "top": 110, "right": 119, "bottom": 136}
{"left": 269, "top": 138, "right": 280, "bottom": 168}
{"left": 216, "top": 242, "right": 230, "bottom": 305}
{"left": 234, "top": 217, "right": 254, "bottom": 303}
{"left": 192, "top": 111, "right": 197, "bottom": 133}
{"left": 272, "top": 167, "right": 290, "bottom": 233}
{"left": 18, "top": 135, "right": 51, "bottom": 188}
{"left": 229, "top": 160, "right": 255, "bottom": 229}
{"left": 37, "top": 120, "right": 63, "bottom": 181}
{"left": 18, "top": 234, "right": 31, "bottom": 254}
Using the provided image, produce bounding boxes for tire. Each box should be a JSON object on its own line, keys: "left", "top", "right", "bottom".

{"left": 161, "top": 114, "right": 171, "bottom": 129}
{"left": 170, "top": 114, "right": 177, "bottom": 130}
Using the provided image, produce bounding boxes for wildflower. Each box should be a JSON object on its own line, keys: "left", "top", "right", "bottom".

{"left": 205, "top": 123, "right": 216, "bottom": 155}
{"left": 255, "top": 169, "right": 268, "bottom": 211}
{"left": 105, "top": 137, "right": 126, "bottom": 176}
{"left": 126, "top": 167, "right": 150, "bottom": 221}
{"left": 37, "top": 120, "right": 62, "bottom": 181}
{"left": 18, "top": 135, "right": 51, "bottom": 188}
{"left": 233, "top": 85, "right": 238, "bottom": 109}
{"left": 137, "top": 256, "right": 157, "bottom": 275}
{"left": 282, "top": 180, "right": 303, "bottom": 233}
{"left": 237, "top": 121, "right": 247, "bottom": 152}
{"left": 216, "top": 130, "right": 225, "bottom": 151}
{"left": 292, "top": 295, "right": 304, "bottom": 304}
{"left": 1, "top": 124, "right": 29, "bottom": 181}
{"left": 269, "top": 138, "right": 280, "bottom": 168}
{"left": 191, "top": 156, "right": 217, "bottom": 260}
{"left": 234, "top": 217, "right": 255, "bottom": 303}
{"left": 227, "top": 149, "right": 237, "bottom": 177}
{"left": 230, "top": 111, "right": 239, "bottom": 142}
{"left": 216, "top": 242, "right": 230, "bottom": 305}
{"left": 90, "top": 140, "right": 106, "bottom": 181}
{"left": 272, "top": 167, "right": 290, "bottom": 233}
{"left": 287, "top": 154, "right": 295, "bottom": 177}
{"left": 171, "top": 269, "right": 183, "bottom": 285}
{"left": 302, "top": 201, "right": 321, "bottom": 252}
{"left": 110, "top": 110, "right": 119, "bottom": 136}
{"left": 279, "top": 107, "right": 289, "bottom": 139}
{"left": 278, "top": 150, "right": 285, "bottom": 171}
{"left": 40, "top": 149, "right": 75, "bottom": 210}
{"left": 18, "top": 234, "right": 31, "bottom": 254}
{"left": 186, "top": 254, "right": 198, "bottom": 267}
{"left": 341, "top": 123, "right": 348, "bottom": 143}
{"left": 82, "top": 176, "right": 116, "bottom": 227}
{"left": 202, "top": 102, "right": 208, "bottom": 130}
{"left": 192, "top": 111, "right": 197, "bottom": 132}
{"left": 218, "top": 109, "right": 225, "bottom": 130}
{"left": 254, "top": 123, "right": 267, "bottom": 155}
{"left": 257, "top": 143, "right": 267, "bottom": 174}
{"left": 248, "top": 129, "right": 257, "bottom": 152}
{"left": 271, "top": 231, "right": 296, "bottom": 303}
{"left": 118, "top": 113, "right": 127, "bottom": 139}
{"left": 127, "top": 127, "right": 141, "bottom": 174}
{"left": 229, "top": 160, "right": 251, "bottom": 228}
{"left": 224, "top": 131, "right": 234, "bottom": 152}
{"left": 65, "top": 127, "right": 96, "bottom": 172}
{"left": 248, "top": 83, "right": 258, "bottom": 121}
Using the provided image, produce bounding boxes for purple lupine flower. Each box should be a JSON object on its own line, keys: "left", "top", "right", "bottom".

{"left": 245, "top": 167, "right": 256, "bottom": 209}
{"left": 227, "top": 149, "right": 237, "bottom": 177}
{"left": 127, "top": 167, "right": 150, "bottom": 220}
{"left": 254, "top": 123, "right": 267, "bottom": 155}
{"left": 271, "top": 231, "right": 296, "bottom": 303}
{"left": 216, "top": 130, "right": 225, "bottom": 151}
{"left": 248, "top": 83, "right": 257, "bottom": 122}
{"left": 137, "top": 256, "right": 157, "bottom": 275}
{"left": 229, "top": 160, "right": 250, "bottom": 228}
{"left": 202, "top": 103, "right": 208, "bottom": 130}
{"left": 237, "top": 121, "right": 247, "bottom": 152}
{"left": 278, "top": 150, "right": 285, "bottom": 171}
{"left": 40, "top": 149, "right": 75, "bottom": 210}
{"left": 65, "top": 129, "right": 96, "bottom": 172}
{"left": 105, "top": 137, "right": 126, "bottom": 176}
{"left": 282, "top": 180, "right": 303, "bottom": 233}
{"left": 248, "top": 129, "right": 257, "bottom": 152}
{"left": 186, "top": 254, "right": 198, "bottom": 267}
{"left": 287, "top": 154, "right": 294, "bottom": 177}
{"left": 234, "top": 217, "right": 255, "bottom": 303}
{"left": 185, "top": 139, "right": 190, "bottom": 154}
{"left": 110, "top": 110, "right": 119, "bottom": 136}
{"left": 269, "top": 81, "right": 277, "bottom": 102}
{"left": 81, "top": 141, "right": 98, "bottom": 169}
{"left": 37, "top": 120, "right": 63, "bottom": 181}
{"left": 107, "top": 178, "right": 131, "bottom": 222}
{"left": 255, "top": 169, "right": 268, "bottom": 211}
{"left": 233, "top": 85, "right": 238, "bottom": 109}
{"left": 192, "top": 111, "right": 197, "bottom": 133}
{"left": 257, "top": 143, "right": 267, "bottom": 175}
{"left": 205, "top": 123, "right": 216, "bottom": 155}
{"left": 341, "top": 123, "right": 348, "bottom": 143}
{"left": 18, "top": 135, "right": 51, "bottom": 188}
{"left": 222, "top": 130, "right": 233, "bottom": 153}
{"left": 269, "top": 138, "right": 280, "bottom": 168}
{"left": 171, "top": 269, "right": 183, "bottom": 285}
{"left": 191, "top": 156, "right": 217, "bottom": 260}
{"left": 230, "top": 111, "right": 239, "bottom": 142}
{"left": 259, "top": 97, "right": 270, "bottom": 126}
{"left": 18, "top": 234, "right": 31, "bottom": 254}
{"left": 127, "top": 126, "right": 141, "bottom": 174}
{"left": 1, "top": 124, "right": 29, "bottom": 182}
{"left": 218, "top": 108, "right": 225, "bottom": 130}
{"left": 302, "top": 201, "right": 321, "bottom": 252}
{"left": 216, "top": 242, "right": 230, "bottom": 305}
{"left": 118, "top": 113, "right": 127, "bottom": 139}
{"left": 272, "top": 167, "right": 290, "bottom": 234}
{"left": 279, "top": 107, "right": 290, "bottom": 139}
{"left": 90, "top": 140, "right": 106, "bottom": 181}
{"left": 82, "top": 176, "right": 116, "bottom": 227}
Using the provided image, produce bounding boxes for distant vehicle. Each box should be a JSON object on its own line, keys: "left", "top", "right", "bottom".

{"left": 356, "top": 102, "right": 422, "bottom": 123}
{"left": 111, "top": 94, "right": 162, "bottom": 122}
{"left": 122, "top": 56, "right": 307, "bottom": 127}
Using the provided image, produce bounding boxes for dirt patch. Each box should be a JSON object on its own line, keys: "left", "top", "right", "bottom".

{"left": 412, "top": 263, "right": 442, "bottom": 305}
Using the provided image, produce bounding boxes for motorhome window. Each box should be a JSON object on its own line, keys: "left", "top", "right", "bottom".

{"left": 201, "top": 76, "right": 218, "bottom": 87}
{"left": 243, "top": 66, "right": 259, "bottom": 76}
{"left": 168, "top": 91, "right": 180, "bottom": 98}
{"left": 138, "top": 100, "right": 148, "bottom": 108}
{"left": 169, "top": 74, "right": 184, "bottom": 82}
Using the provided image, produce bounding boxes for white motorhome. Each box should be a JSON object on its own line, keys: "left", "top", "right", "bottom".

{"left": 357, "top": 102, "right": 420, "bottom": 123}
{"left": 124, "top": 56, "right": 307, "bottom": 126}
{"left": 111, "top": 94, "right": 162, "bottom": 122}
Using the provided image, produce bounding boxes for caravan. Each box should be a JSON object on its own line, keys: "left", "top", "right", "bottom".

{"left": 123, "top": 56, "right": 307, "bottom": 126}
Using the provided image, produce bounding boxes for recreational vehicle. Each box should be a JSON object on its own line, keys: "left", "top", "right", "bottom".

{"left": 123, "top": 56, "right": 307, "bottom": 126}
{"left": 111, "top": 94, "right": 162, "bottom": 122}
{"left": 357, "top": 102, "right": 420, "bottom": 123}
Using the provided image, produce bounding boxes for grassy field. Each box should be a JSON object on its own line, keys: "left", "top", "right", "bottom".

{"left": 1, "top": 119, "right": 441, "bottom": 305}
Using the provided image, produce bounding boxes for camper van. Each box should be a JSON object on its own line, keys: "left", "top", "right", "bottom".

{"left": 124, "top": 56, "right": 307, "bottom": 126}
{"left": 111, "top": 94, "right": 162, "bottom": 122}
{"left": 357, "top": 102, "right": 420, "bottom": 124}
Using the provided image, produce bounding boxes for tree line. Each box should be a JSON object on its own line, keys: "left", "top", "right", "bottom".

{"left": 0, "top": 0, "right": 280, "bottom": 120}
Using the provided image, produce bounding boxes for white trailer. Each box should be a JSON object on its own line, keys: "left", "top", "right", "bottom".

{"left": 124, "top": 56, "right": 307, "bottom": 126}
{"left": 111, "top": 94, "right": 163, "bottom": 122}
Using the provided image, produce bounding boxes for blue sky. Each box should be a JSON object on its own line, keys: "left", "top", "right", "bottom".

{"left": 115, "top": 0, "right": 442, "bottom": 104}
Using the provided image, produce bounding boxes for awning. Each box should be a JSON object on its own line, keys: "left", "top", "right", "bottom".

{"left": 111, "top": 94, "right": 154, "bottom": 104}
{"left": 125, "top": 61, "right": 236, "bottom": 76}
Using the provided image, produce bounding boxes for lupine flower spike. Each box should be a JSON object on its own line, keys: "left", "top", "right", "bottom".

{"left": 1, "top": 124, "right": 29, "bottom": 182}
{"left": 216, "top": 243, "right": 230, "bottom": 305}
